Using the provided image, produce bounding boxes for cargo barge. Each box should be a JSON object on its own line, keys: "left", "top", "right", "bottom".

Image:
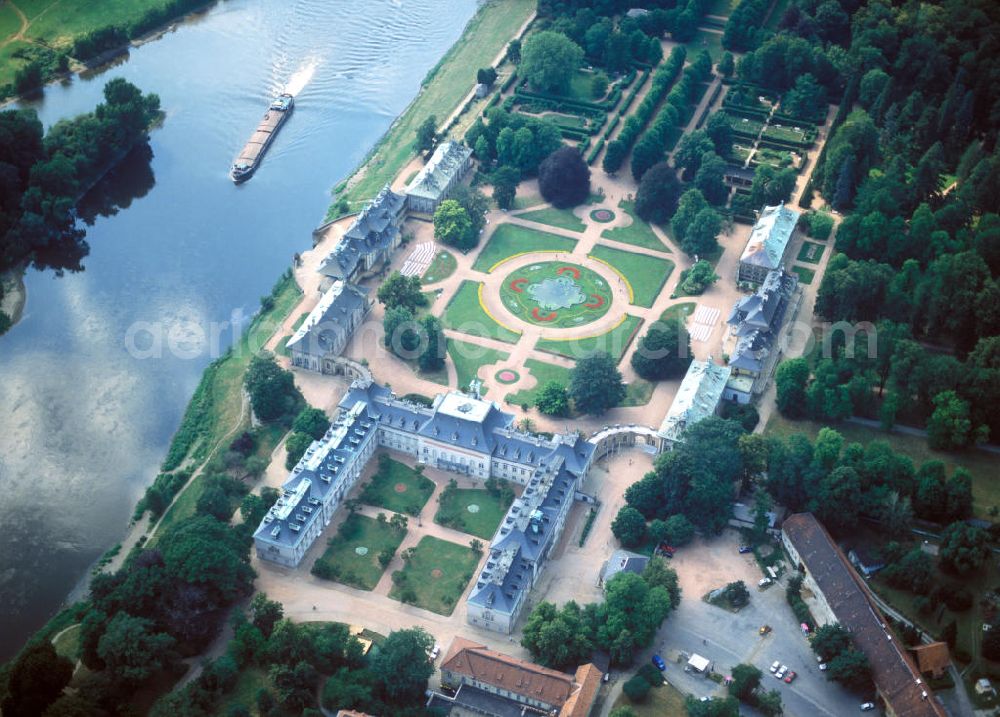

{"left": 230, "top": 93, "right": 294, "bottom": 182}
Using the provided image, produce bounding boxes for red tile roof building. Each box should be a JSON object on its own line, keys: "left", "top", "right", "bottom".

{"left": 438, "top": 637, "right": 602, "bottom": 717}
{"left": 782, "top": 513, "right": 948, "bottom": 717}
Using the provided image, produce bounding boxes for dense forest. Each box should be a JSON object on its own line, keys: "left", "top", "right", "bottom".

{"left": 750, "top": 0, "right": 1000, "bottom": 454}
{"left": 0, "top": 78, "right": 160, "bottom": 307}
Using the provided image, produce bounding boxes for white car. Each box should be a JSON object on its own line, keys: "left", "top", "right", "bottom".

{"left": 770, "top": 661, "right": 780, "bottom": 673}
{"left": 429, "top": 644, "right": 441, "bottom": 659}
{"left": 860, "top": 703, "right": 876, "bottom": 712}
{"left": 775, "top": 665, "right": 788, "bottom": 679}
{"left": 819, "top": 662, "right": 828, "bottom": 671}
{"left": 758, "top": 577, "right": 772, "bottom": 588}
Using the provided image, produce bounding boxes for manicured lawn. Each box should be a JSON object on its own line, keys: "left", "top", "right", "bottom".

{"left": 512, "top": 194, "right": 544, "bottom": 210}
{"left": 422, "top": 249, "right": 458, "bottom": 284}
{"left": 550, "top": 67, "right": 604, "bottom": 103}
{"left": 621, "top": 378, "right": 655, "bottom": 407}
{"left": 660, "top": 301, "right": 697, "bottom": 325}
{"left": 389, "top": 536, "right": 480, "bottom": 615}
{"left": 447, "top": 339, "right": 510, "bottom": 393}
{"left": 792, "top": 265, "right": 816, "bottom": 285}
{"left": 796, "top": 241, "right": 825, "bottom": 264}
{"left": 472, "top": 223, "right": 578, "bottom": 273}
{"left": 506, "top": 358, "right": 573, "bottom": 407}
{"left": 589, "top": 244, "right": 675, "bottom": 308}
{"left": 360, "top": 455, "right": 435, "bottom": 515}
{"left": 443, "top": 280, "right": 521, "bottom": 344}
{"left": 518, "top": 206, "right": 587, "bottom": 233}
{"left": 536, "top": 314, "right": 644, "bottom": 362}
{"left": 314, "top": 513, "right": 407, "bottom": 591}
{"left": 765, "top": 412, "right": 1000, "bottom": 519}
{"left": 435, "top": 487, "right": 513, "bottom": 539}
{"left": 329, "top": 0, "right": 535, "bottom": 214}
{"left": 600, "top": 201, "right": 669, "bottom": 251}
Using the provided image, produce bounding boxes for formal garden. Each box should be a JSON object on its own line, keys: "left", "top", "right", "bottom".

{"left": 359, "top": 455, "right": 436, "bottom": 516}
{"left": 500, "top": 261, "right": 612, "bottom": 327}
{"left": 312, "top": 513, "right": 407, "bottom": 590}
{"left": 388, "top": 536, "right": 481, "bottom": 615}
{"left": 434, "top": 478, "right": 515, "bottom": 539}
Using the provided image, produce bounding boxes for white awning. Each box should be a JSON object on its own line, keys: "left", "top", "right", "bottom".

{"left": 687, "top": 654, "right": 710, "bottom": 672}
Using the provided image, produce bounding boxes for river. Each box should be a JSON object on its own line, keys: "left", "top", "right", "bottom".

{"left": 0, "top": 0, "right": 479, "bottom": 660}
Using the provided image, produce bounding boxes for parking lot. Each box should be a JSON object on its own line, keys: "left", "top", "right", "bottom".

{"left": 650, "top": 531, "right": 864, "bottom": 717}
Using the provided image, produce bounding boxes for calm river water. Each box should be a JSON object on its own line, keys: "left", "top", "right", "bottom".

{"left": 0, "top": 0, "right": 478, "bottom": 659}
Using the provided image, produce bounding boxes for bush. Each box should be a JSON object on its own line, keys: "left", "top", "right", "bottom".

{"left": 638, "top": 663, "right": 663, "bottom": 686}
{"left": 623, "top": 674, "right": 651, "bottom": 703}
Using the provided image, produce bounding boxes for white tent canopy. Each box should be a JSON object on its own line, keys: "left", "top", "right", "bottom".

{"left": 687, "top": 654, "right": 710, "bottom": 673}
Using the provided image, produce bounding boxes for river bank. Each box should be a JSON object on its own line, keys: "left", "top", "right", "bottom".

{"left": 0, "top": 269, "right": 25, "bottom": 333}
{"left": 0, "top": 0, "right": 217, "bottom": 100}
{"left": 329, "top": 0, "right": 535, "bottom": 217}
{"left": 2, "top": 0, "right": 526, "bottom": 668}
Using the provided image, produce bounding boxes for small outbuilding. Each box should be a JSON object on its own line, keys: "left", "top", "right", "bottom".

{"left": 600, "top": 550, "right": 649, "bottom": 589}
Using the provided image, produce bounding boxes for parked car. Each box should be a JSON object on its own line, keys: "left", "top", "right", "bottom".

{"left": 759, "top": 625, "right": 772, "bottom": 636}
{"left": 658, "top": 543, "right": 677, "bottom": 558}
{"left": 739, "top": 545, "right": 753, "bottom": 554}
{"left": 430, "top": 644, "right": 441, "bottom": 659}
{"left": 784, "top": 671, "right": 797, "bottom": 684}
{"left": 860, "top": 703, "right": 876, "bottom": 711}
{"left": 758, "top": 577, "right": 772, "bottom": 588}
{"left": 775, "top": 665, "right": 788, "bottom": 679}
{"left": 769, "top": 661, "right": 780, "bottom": 673}
{"left": 652, "top": 655, "right": 667, "bottom": 671}
{"left": 819, "top": 662, "right": 828, "bottom": 671}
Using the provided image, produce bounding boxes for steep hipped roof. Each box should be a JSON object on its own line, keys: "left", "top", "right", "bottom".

{"left": 440, "top": 638, "right": 601, "bottom": 714}
{"left": 657, "top": 359, "right": 731, "bottom": 443}
{"left": 911, "top": 643, "right": 951, "bottom": 677}
{"left": 601, "top": 550, "right": 650, "bottom": 585}
{"left": 727, "top": 270, "right": 797, "bottom": 374}
{"left": 406, "top": 141, "right": 473, "bottom": 203}
{"left": 783, "top": 513, "right": 947, "bottom": 717}
{"left": 319, "top": 184, "right": 405, "bottom": 280}
{"left": 285, "top": 280, "right": 368, "bottom": 354}
{"left": 740, "top": 203, "right": 800, "bottom": 270}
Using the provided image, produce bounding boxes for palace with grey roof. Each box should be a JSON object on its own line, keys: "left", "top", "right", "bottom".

{"left": 318, "top": 184, "right": 408, "bottom": 288}
{"left": 405, "top": 140, "right": 474, "bottom": 214}
{"left": 738, "top": 203, "right": 800, "bottom": 283}
{"left": 287, "top": 280, "right": 371, "bottom": 374}
{"left": 723, "top": 269, "right": 799, "bottom": 404}
{"left": 253, "top": 380, "right": 595, "bottom": 572}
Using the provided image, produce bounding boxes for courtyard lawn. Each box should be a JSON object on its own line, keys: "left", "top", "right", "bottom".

{"left": 471, "top": 224, "right": 578, "bottom": 273}
{"left": 517, "top": 206, "right": 587, "bottom": 233}
{"left": 329, "top": 0, "right": 535, "bottom": 214}
{"left": 765, "top": 413, "right": 1000, "bottom": 519}
{"left": 600, "top": 201, "right": 669, "bottom": 252}
{"left": 443, "top": 280, "right": 521, "bottom": 344}
{"left": 421, "top": 249, "right": 457, "bottom": 284}
{"left": 792, "top": 266, "right": 816, "bottom": 285}
{"left": 447, "top": 339, "right": 510, "bottom": 393}
{"left": 360, "top": 455, "right": 436, "bottom": 515}
{"left": 536, "top": 314, "right": 644, "bottom": 362}
{"left": 505, "top": 358, "right": 573, "bottom": 407}
{"left": 500, "top": 261, "right": 612, "bottom": 329}
{"left": 434, "top": 487, "right": 513, "bottom": 539}
{"left": 389, "top": 536, "right": 480, "bottom": 615}
{"left": 313, "top": 514, "right": 407, "bottom": 591}
{"left": 796, "top": 241, "right": 825, "bottom": 264}
{"left": 589, "top": 244, "right": 675, "bottom": 308}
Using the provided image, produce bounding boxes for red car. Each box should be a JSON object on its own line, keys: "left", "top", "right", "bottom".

{"left": 784, "top": 671, "right": 797, "bottom": 684}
